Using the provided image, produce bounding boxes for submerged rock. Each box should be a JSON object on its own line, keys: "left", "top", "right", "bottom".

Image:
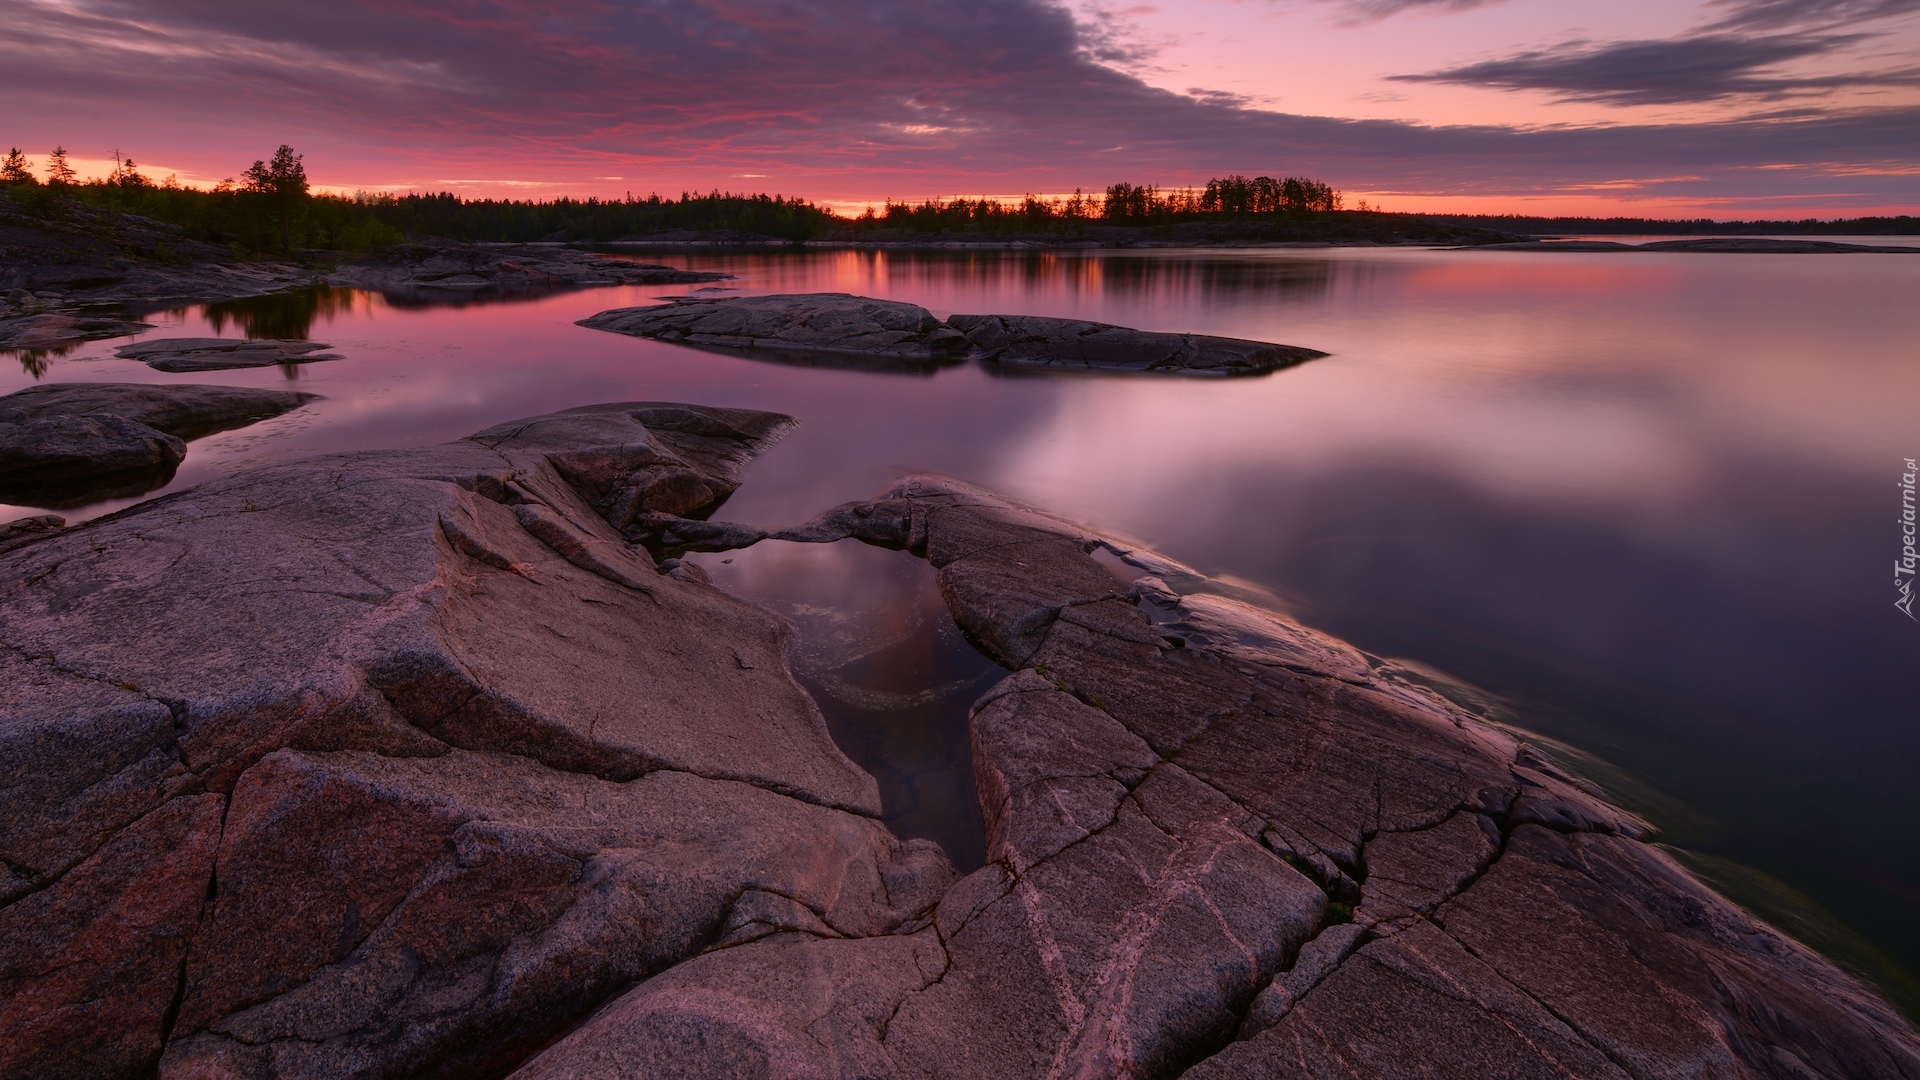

{"left": 579, "top": 293, "right": 970, "bottom": 363}
{"left": 2, "top": 407, "right": 1915, "bottom": 1079}
{"left": 114, "top": 337, "right": 341, "bottom": 372}
{"left": 0, "top": 313, "right": 154, "bottom": 351}
{"left": 949, "top": 313, "right": 1327, "bottom": 376}
{"left": 328, "top": 242, "right": 728, "bottom": 302}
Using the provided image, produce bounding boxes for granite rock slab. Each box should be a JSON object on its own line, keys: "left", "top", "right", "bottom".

{"left": 0, "top": 401, "right": 911, "bottom": 1077}
{"left": 5, "top": 407, "right": 1917, "bottom": 1079}
{"left": 565, "top": 473, "right": 1914, "bottom": 1079}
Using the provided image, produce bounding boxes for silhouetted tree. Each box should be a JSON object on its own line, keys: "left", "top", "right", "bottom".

{"left": 45, "top": 146, "right": 75, "bottom": 186}
{"left": 109, "top": 151, "right": 150, "bottom": 189}
{"left": 1, "top": 148, "right": 33, "bottom": 184}
{"left": 243, "top": 145, "right": 310, "bottom": 250}
{"left": 243, "top": 145, "right": 309, "bottom": 199}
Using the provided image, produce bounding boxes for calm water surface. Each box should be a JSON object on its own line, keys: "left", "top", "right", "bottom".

{"left": 6, "top": 245, "right": 1918, "bottom": 1003}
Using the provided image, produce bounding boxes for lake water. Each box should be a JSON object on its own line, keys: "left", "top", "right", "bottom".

{"left": 6, "top": 244, "right": 1918, "bottom": 1010}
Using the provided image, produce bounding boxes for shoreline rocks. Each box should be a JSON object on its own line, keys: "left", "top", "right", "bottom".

{"left": 0, "top": 382, "right": 318, "bottom": 508}
{"left": 0, "top": 383, "right": 320, "bottom": 441}
{"left": 113, "top": 337, "right": 342, "bottom": 372}
{"left": 546, "top": 473, "right": 1920, "bottom": 1078}
{"left": 582, "top": 293, "right": 1329, "bottom": 376}
{"left": 0, "top": 401, "right": 911, "bottom": 1077}
{"left": 327, "top": 242, "right": 730, "bottom": 303}
{"left": 1, "top": 405, "right": 1915, "bottom": 1078}
{"left": 0, "top": 313, "right": 155, "bottom": 353}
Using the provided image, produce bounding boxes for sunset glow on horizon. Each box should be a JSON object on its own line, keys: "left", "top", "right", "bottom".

{"left": 5, "top": 0, "right": 1918, "bottom": 218}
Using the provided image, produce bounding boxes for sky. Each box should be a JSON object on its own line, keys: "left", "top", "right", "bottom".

{"left": 3, "top": 0, "right": 1918, "bottom": 217}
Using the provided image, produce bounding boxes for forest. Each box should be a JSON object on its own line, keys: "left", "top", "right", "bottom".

{"left": 0, "top": 145, "right": 1350, "bottom": 250}
{"left": 4, "top": 144, "right": 1910, "bottom": 252}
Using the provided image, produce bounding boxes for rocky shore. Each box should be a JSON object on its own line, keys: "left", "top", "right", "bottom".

{"left": 0, "top": 198, "right": 730, "bottom": 353}
{"left": 323, "top": 241, "right": 729, "bottom": 303}
{"left": 1, "top": 400, "right": 1915, "bottom": 1078}
{"left": 582, "top": 294, "right": 1327, "bottom": 376}
{"left": 0, "top": 382, "right": 317, "bottom": 507}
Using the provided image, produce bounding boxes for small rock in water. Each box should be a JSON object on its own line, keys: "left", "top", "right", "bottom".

{"left": 113, "top": 337, "right": 342, "bottom": 372}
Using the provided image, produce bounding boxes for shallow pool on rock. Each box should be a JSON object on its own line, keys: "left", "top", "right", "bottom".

{"left": 688, "top": 541, "right": 1003, "bottom": 871}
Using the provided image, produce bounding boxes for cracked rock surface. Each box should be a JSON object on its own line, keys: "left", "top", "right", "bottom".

{"left": 3, "top": 410, "right": 1917, "bottom": 1079}
{"left": 0, "top": 401, "right": 917, "bottom": 1078}
{"left": 548, "top": 474, "right": 1914, "bottom": 1079}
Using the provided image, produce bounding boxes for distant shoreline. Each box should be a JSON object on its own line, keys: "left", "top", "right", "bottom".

{"left": 592, "top": 235, "right": 1920, "bottom": 253}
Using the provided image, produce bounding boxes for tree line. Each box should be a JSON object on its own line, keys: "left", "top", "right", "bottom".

{"left": 854, "top": 176, "right": 1344, "bottom": 234}
{"left": 1, "top": 144, "right": 1351, "bottom": 250}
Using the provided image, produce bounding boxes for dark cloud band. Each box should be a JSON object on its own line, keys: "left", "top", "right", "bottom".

{"left": 0, "top": 0, "right": 1914, "bottom": 208}
{"left": 1392, "top": 31, "right": 1920, "bottom": 105}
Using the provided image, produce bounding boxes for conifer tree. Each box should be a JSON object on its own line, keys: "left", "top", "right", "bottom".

{"left": 0, "top": 148, "right": 32, "bottom": 184}
{"left": 242, "top": 145, "right": 310, "bottom": 250}
{"left": 45, "top": 146, "right": 75, "bottom": 185}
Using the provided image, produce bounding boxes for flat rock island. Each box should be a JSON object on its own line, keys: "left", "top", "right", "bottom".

{"left": 0, "top": 399, "right": 1914, "bottom": 1079}
{"left": 580, "top": 292, "right": 1329, "bottom": 376}
{"left": 113, "top": 338, "right": 343, "bottom": 372}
